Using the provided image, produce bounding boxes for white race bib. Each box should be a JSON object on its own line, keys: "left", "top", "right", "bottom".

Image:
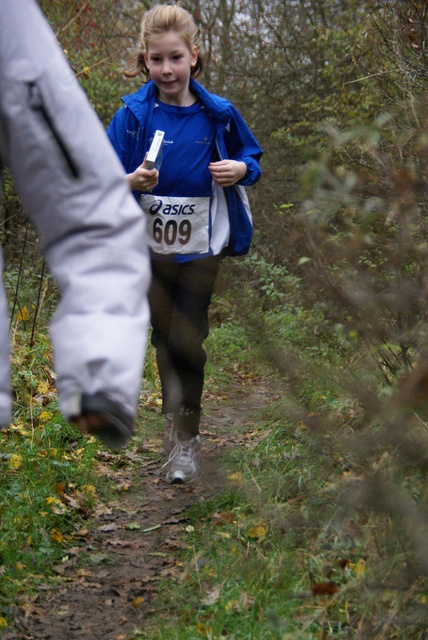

{"left": 140, "top": 195, "right": 210, "bottom": 255}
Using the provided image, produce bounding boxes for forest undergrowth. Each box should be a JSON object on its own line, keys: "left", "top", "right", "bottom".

{"left": 0, "top": 255, "right": 427, "bottom": 639}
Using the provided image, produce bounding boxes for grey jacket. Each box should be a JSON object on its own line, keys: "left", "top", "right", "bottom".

{"left": 0, "top": 0, "right": 150, "bottom": 426}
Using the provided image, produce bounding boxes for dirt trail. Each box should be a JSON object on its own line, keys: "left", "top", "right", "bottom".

{"left": 7, "top": 382, "right": 277, "bottom": 640}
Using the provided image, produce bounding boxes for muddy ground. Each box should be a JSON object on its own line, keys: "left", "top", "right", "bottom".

{"left": 5, "top": 381, "right": 278, "bottom": 640}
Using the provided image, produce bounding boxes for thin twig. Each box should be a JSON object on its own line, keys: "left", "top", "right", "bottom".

{"left": 344, "top": 70, "right": 399, "bottom": 85}
{"left": 56, "top": 1, "right": 90, "bottom": 37}
{"left": 75, "top": 56, "right": 112, "bottom": 78}
{"left": 10, "top": 218, "right": 29, "bottom": 332}
{"left": 30, "top": 260, "right": 45, "bottom": 348}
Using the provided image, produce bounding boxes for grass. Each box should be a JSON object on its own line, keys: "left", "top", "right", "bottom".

{"left": 133, "top": 412, "right": 365, "bottom": 639}
{"left": 130, "top": 302, "right": 428, "bottom": 639}
{"left": 0, "top": 330, "right": 104, "bottom": 607}
{"left": 1, "top": 290, "right": 428, "bottom": 638}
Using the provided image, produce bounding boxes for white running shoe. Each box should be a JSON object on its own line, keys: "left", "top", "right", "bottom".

{"left": 162, "top": 435, "right": 201, "bottom": 484}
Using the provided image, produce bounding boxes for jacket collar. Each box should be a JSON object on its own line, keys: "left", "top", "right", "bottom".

{"left": 121, "top": 78, "right": 230, "bottom": 126}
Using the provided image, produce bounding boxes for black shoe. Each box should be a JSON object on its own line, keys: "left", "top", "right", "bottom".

{"left": 73, "top": 393, "right": 134, "bottom": 448}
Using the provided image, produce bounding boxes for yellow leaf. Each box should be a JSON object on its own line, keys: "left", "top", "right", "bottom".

{"left": 16, "top": 562, "right": 24, "bottom": 571}
{"left": 81, "top": 485, "right": 97, "bottom": 497}
{"left": 197, "top": 622, "right": 213, "bottom": 636}
{"left": 37, "top": 381, "right": 50, "bottom": 395}
{"left": 46, "top": 496, "right": 67, "bottom": 514}
{"left": 132, "top": 596, "right": 144, "bottom": 607}
{"left": 39, "top": 411, "right": 52, "bottom": 422}
{"left": 227, "top": 471, "right": 243, "bottom": 487}
{"left": 0, "top": 617, "right": 7, "bottom": 629}
{"left": 350, "top": 558, "right": 366, "bottom": 579}
{"left": 51, "top": 529, "right": 65, "bottom": 544}
{"left": 216, "top": 531, "right": 231, "bottom": 539}
{"left": 17, "top": 306, "right": 30, "bottom": 322}
{"left": 8, "top": 454, "right": 23, "bottom": 470}
{"left": 10, "top": 422, "right": 26, "bottom": 433}
{"left": 225, "top": 601, "right": 234, "bottom": 612}
{"left": 248, "top": 524, "right": 268, "bottom": 540}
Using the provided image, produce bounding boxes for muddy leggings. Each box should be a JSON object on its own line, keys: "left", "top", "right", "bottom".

{"left": 148, "top": 255, "right": 222, "bottom": 439}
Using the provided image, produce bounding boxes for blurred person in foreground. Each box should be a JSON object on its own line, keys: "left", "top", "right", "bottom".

{"left": 0, "top": 0, "right": 151, "bottom": 447}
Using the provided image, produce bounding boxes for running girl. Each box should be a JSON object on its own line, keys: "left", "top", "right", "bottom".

{"left": 108, "top": 4, "right": 262, "bottom": 483}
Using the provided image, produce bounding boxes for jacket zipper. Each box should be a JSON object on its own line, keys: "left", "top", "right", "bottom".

{"left": 28, "top": 81, "right": 80, "bottom": 179}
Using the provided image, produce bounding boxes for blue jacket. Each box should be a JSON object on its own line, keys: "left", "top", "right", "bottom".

{"left": 107, "top": 78, "right": 263, "bottom": 256}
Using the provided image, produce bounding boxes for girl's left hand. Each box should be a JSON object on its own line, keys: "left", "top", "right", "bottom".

{"left": 209, "top": 160, "right": 247, "bottom": 187}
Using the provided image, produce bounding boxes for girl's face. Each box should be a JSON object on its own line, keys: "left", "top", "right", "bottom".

{"left": 144, "top": 31, "right": 198, "bottom": 106}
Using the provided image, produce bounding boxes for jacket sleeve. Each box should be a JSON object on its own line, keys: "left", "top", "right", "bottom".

{"left": 224, "top": 105, "right": 263, "bottom": 187}
{"left": 0, "top": 0, "right": 151, "bottom": 425}
{"left": 107, "top": 106, "right": 134, "bottom": 173}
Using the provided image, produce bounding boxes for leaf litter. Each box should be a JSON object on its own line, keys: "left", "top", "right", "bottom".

{"left": 7, "top": 382, "right": 272, "bottom": 640}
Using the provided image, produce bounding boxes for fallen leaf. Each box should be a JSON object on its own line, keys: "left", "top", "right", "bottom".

{"left": 237, "top": 590, "right": 254, "bottom": 612}
{"left": 350, "top": 558, "right": 366, "bottom": 579}
{"left": 89, "top": 553, "right": 110, "bottom": 565}
{"left": 247, "top": 524, "right": 268, "bottom": 539}
{"left": 51, "top": 529, "right": 65, "bottom": 544}
{"left": 46, "top": 496, "right": 67, "bottom": 515}
{"left": 197, "top": 622, "right": 213, "bottom": 636}
{"left": 212, "top": 511, "right": 235, "bottom": 525}
{"left": 37, "top": 380, "right": 50, "bottom": 394}
{"left": 76, "top": 569, "right": 92, "bottom": 577}
{"left": 55, "top": 482, "right": 65, "bottom": 495}
{"left": 81, "top": 484, "right": 97, "bottom": 497}
{"left": 201, "top": 584, "right": 222, "bottom": 606}
{"left": 99, "top": 523, "right": 119, "bottom": 532}
{"left": 311, "top": 581, "right": 337, "bottom": 596}
{"left": 227, "top": 472, "right": 243, "bottom": 487}
{"left": 132, "top": 596, "right": 145, "bottom": 607}
{"left": 8, "top": 454, "right": 23, "bottom": 471}
{"left": 62, "top": 494, "right": 80, "bottom": 509}
{"left": 93, "top": 504, "right": 113, "bottom": 517}
{"left": 125, "top": 523, "right": 141, "bottom": 530}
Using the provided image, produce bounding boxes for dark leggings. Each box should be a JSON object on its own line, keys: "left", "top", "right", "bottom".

{"left": 148, "top": 255, "right": 221, "bottom": 438}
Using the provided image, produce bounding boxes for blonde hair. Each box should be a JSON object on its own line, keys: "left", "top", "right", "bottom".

{"left": 122, "top": 4, "right": 203, "bottom": 80}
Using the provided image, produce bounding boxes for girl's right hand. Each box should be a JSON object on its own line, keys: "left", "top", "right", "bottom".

{"left": 127, "top": 153, "right": 159, "bottom": 192}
